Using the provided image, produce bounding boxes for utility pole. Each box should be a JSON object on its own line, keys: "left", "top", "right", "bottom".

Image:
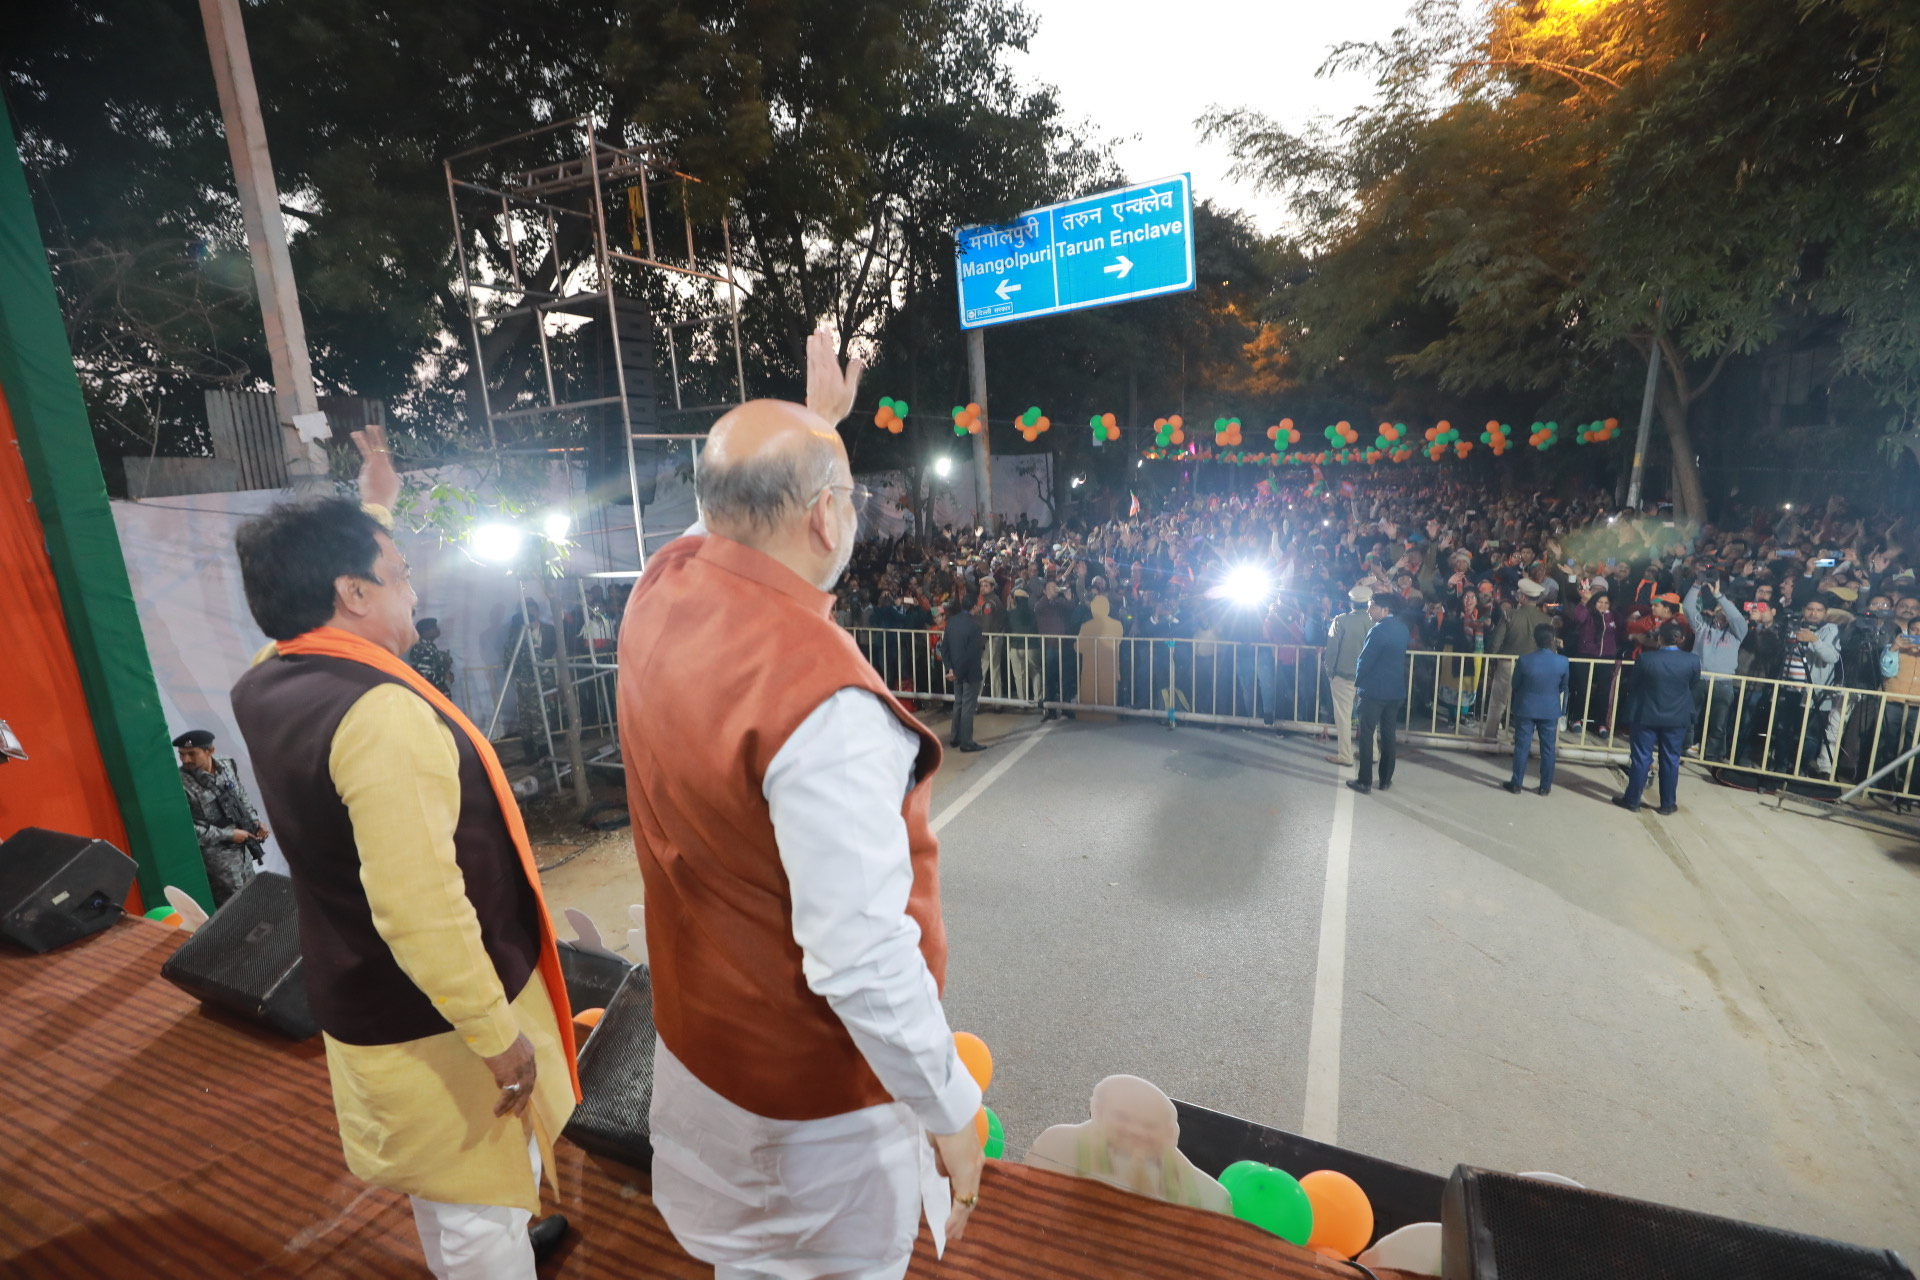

{"left": 966, "top": 328, "right": 994, "bottom": 531}
{"left": 199, "top": 0, "right": 326, "bottom": 479}
{"left": 1625, "top": 301, "right": 1664, "bottom": 512}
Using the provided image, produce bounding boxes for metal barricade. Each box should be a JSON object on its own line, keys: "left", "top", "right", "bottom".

{"left": 843, "top": 628, "right": 1920, "bottom": 803}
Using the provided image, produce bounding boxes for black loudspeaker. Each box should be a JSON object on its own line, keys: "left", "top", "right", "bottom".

{"left": 0, "top": 827, "right": 138, "bottom": 954}
{"left": 557, "top": 939, "right": 633, "bottom": 1014}
{"left": 160, "top": 871, "right": 318, "bottom": 1039}
{"left": 562, "top": 963, "right": 656, "bottom": 1170}
{"left": 1441, "top": 1165, "right": 1914, "bottom": 1280}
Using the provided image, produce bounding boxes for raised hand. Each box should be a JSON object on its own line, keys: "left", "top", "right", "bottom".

{"left": 351, "top": 422, "right": 402, "bottom": 512}
{"left": 805, "top": 328, "right": 865, "bottom": 427}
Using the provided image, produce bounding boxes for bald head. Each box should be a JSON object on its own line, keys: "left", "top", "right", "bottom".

{"left": 699, "top": 399, "right": 857, "bottom": 590}
{"left": 699, "top": 400, "right": 847, "bottom": 537}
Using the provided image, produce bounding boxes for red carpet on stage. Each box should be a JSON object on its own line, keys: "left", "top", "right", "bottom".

{"left": 0, "top": 920, "right": 1377, "bottom": 1278}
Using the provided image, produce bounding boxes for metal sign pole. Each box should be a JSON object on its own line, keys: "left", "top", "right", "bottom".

{"left": 967, "top": 329, "right": 994, "bottom": 532}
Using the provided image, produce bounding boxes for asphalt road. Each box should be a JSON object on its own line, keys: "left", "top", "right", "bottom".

{"left": 925, "top": 711, "right": 1920, "bottom": 1261}
{"left": 543, "top": 705, "right": 1920, "bottom": 1260}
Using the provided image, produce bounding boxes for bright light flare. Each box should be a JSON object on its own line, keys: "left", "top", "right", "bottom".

{"left": 1217, "top": 563, "right": 1275, "bottom": 608}
{"left": 934, "top": 457, "right": 953, "bottom": 478}
{"left": 472, "top": 522, "right": 525, "bottom": 564}
{"left": 542, "top": 511, "right": 572, "bottom": 541}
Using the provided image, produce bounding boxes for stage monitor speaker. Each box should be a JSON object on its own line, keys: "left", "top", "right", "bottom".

{"left": 160, "top": 871, "right": 318, "bottom": 1040}
{"left": 558, "top": 939, "right": 633, "bottom": 1014}
{"left": 1174, "top": 1099, "right": 1444, "bottom": 1244}
{"left": 0, "top": 827, "right": 138, "bottom": 954}
{"left": 1441, "top": 1165, "right": 1913, "bottom": 1280}
{"left": 563, "top": 962, "right": 655, "bottom": 1171}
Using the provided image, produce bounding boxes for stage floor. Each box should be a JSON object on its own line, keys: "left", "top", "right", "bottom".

{"left": 0, "top": 919, "right": 1381, "bottom": 1279}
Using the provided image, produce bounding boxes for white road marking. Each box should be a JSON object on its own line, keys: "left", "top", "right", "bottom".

{"left": 1302, "top": 780, "right": 1355, "bottom": 1143}
{"left": 931, "top": 723, "right": 1056, "bottom": 834}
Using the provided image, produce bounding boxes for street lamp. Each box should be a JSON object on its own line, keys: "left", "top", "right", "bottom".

{"left": 934, "top": 457, "right": 953, "bottom": 478}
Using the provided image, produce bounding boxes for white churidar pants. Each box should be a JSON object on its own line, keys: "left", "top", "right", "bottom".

{"left": 650, "top": 1038, "right": 943, "bottom": 1280}
{"left": 408, "top": 1136, "right": 540, "bottom": 1280}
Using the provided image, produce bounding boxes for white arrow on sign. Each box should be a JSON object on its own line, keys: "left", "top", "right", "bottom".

{"left": 995, "top": 278, "right": 1022, "bottom": 301}
{"left": 1104, "top": 255, "right": 1134, "bottom": 280}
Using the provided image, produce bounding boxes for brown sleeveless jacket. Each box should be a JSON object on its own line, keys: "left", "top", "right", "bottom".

{"left": 618, "top": 534, "right": 945, "bottom": 1121}
{"left": 231, "top": 654, "right": 542, "bottom": 1044}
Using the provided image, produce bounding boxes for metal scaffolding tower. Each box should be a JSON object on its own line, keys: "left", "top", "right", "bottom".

{"left": 443, "top": 116, "right": 747, "bottom": 567}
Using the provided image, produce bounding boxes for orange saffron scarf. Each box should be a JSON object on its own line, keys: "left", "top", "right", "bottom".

{"left": 278, "top": 626, "right": 581, "bottom": 1100}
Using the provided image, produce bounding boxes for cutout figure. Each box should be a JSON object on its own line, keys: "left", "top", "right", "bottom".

{"left": 1026, "top": 1075, "right": 1231, "bottom": 1213}
{"left": 1075, "top": 596, "right": 1124, "bottom": 721}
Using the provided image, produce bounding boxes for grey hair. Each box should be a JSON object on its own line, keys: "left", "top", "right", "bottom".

{"left": 696, "top": 436, "right": 839, "bottom": 536}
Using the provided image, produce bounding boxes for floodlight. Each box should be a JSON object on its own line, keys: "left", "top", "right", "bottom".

{"left": 472, "top": 523, "right": 525, "bottom": 564}
{"left": 1222, "top": 563, "right": 1274, "bottom": 607}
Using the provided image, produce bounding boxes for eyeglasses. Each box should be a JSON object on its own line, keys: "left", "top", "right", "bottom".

{"left": 816, "top": 482, "right": 873, "bottom": 507}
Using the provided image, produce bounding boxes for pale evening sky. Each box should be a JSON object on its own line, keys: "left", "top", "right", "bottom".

{"left": 1006, "top": 0, "right": 1415, "bottom": 232}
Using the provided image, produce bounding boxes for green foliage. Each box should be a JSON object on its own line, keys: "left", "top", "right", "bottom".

{"left": 1205, "top": 0, "right": 1920, "bottom": 517}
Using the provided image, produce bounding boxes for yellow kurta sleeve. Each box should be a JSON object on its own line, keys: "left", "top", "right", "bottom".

{"left": 329, "top": 682, "right": 520, "bottom": 1059}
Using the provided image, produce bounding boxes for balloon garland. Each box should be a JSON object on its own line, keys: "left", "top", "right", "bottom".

{"left": 1479, "top": 420, "right": 1512, "bottom": 455}
{"left": 1267, "top": 418, "right": 1301, "bottom": 452}
{"left": 1087, "top": 410, "right": 1118, "bottom": 445}
{"left": 951, "top": 402, "right": 984, "bottom": 436}
{"left": 1213, "top": 417, "right": 1244, "bottom": 447}
{"left": 873, "top": 397, "right": 907, "bottom": 433}
{"left": 1577, "top": 417, "right": 1621, "bottom": 443}
{"left": 1527, "top": 420, "right": 1560, "bottom": 450}
{"left": 1421, "top": 420, "right": 1464, "bottom": 459}
{"left": 1322, "top": 420, "right": 1361, "bottom": 449}
{"left": 1153, "top": 414, "right": 1187, "bottom": 447}
{"left": 1017, "top": 406, "right": 1052, "bottom": 442}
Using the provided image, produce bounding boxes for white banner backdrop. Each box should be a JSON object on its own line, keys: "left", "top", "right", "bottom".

{"left": 111, "top": 467, "right": 596, "bottom": 876}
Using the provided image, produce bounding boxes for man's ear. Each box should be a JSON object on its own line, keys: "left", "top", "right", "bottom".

{"left": 333, "top": 574, "right": 366, "bottom": 619}
{"left": 807, "top": 490, "right": 837, "bottom": 552}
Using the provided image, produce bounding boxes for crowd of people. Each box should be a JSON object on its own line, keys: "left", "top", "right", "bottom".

{"left": 832, "top": 480, "right": 1920, "bottom": 795}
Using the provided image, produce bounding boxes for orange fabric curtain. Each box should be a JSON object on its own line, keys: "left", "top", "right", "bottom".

{"left": 0, "top": 379, "right": 136, "bottom": 889}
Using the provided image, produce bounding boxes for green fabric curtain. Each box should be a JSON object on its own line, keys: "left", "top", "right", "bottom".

{"left": 0, "top": 100, "right": 210, "bottom": 907}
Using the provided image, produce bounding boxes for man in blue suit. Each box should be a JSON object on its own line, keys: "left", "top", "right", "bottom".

{"left": 1614, "top": 622, "right": 1703, "bottom": 815}
{"left": 1502, "top": 624, "right": 1568, "bottom": 795}
{"left": 1347, "top": 595, "right": 1411, "bottom": 796}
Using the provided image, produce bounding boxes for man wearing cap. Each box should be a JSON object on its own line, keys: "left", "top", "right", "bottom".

{"left": 1324, "top": 585, "right": 1374, "bottom": 765}
{"left": 1629, "top": 592, "right": 1690, "bottom": 650}
{"left": 173, "top": 729, "right": 268, "bottom": 907}
{"left": 408, "top": 617, "right": 455, "bottom": 696}
{"left": 1481, "top": 578, "right": 1553, "bottom": 740}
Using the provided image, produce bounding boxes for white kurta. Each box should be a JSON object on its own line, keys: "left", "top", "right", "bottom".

{"left": 648, "top": 688, "right": 982, "bottom": 1280}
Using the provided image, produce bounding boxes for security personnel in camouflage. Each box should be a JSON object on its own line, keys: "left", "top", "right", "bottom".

{"left": 173, "top": 729, "right": 268, "bottom": 907}
{"left": 406, "top": 617, "right": 455, "bottom": 696}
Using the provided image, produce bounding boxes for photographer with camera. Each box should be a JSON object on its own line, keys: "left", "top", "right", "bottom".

{"left": 1837, "top": 593, "right": 1899, "bottom": 778}
{"left": 1683, "top": 573, "right": 1748, "bottom": 761}
{"left": 1774, "top": 599, "right": 1842, "bottom": 775}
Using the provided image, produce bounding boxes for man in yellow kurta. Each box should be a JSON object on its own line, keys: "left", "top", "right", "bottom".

{"left": 230, "top": 427, "right": 578, "bottom": 1279}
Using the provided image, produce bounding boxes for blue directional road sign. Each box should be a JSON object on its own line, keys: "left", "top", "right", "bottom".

{"left": 954, "top": 175, "right": 1195, "bottom": 330}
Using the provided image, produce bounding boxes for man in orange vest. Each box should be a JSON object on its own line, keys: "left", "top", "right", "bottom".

{"left": 619, "top": 333, "right": 984, "bottom": 1279}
